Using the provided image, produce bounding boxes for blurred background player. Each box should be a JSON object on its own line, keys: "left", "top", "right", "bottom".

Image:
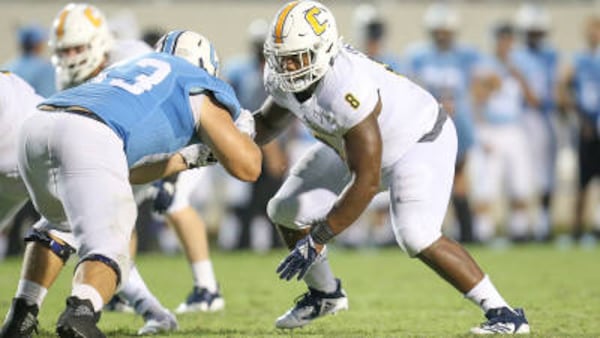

{"left": 557, "top": 15, "right": 600, "bottom": 242}
{"left": 220, "top": 18, "right": 287, "bottom": 252}
{"left": 3, "top": 25, "right": 56, "bottom": 97}
{"left": 352, "top": 3, "right": 403, "bottom": 73}
{"left": 512, "top": 3, "right": 559, "bottom": 241}
{"left": 404, "top": 2, "right": 478, "bottom": 243}
{"left": 0, "top": 3, "right": 179, "bottom": 336}
{"left": 469, "top": 23, "right": 535, "bottom": 242}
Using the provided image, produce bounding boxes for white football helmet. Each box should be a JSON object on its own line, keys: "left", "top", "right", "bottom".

{"left": 423, "top": 2, "right": 460, "bottom": 31}
{"left": 515, "top": 3, "right": 551, "bottom": 32}
{"left": 264, "top": 0, "right": 340, "bottom": 92}
{"left": 156, "top": 30, "right": 220, "bottom": 77}
{"left": 49, "top": 3, "right": 113, "bottom": 89}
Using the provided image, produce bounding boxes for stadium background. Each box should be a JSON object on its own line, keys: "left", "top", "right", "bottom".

{"left": 1, "top": 1, "right": 600, "bottom": 336}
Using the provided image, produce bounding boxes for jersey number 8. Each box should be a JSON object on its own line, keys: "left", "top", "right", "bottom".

{"left": 345, "top": 93, "right": 360, "bottom": 109}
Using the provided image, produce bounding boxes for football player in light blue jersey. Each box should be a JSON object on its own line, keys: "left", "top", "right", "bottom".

{"left": 5, "top": 30, "right": 261, "bottom": 338}
{"left": 558, "top": 16, "right": 600, "bottom": 242}
{"left": 404, "top": 2, "right": 478, "bottom": 243}
{"left": 470, "top": 23, "right": 535, "bottom": 243}
{"left": 512, "top": 3, "right": 559, "bottom": 241}
{"left": 352, "top": 4, "right": 403, "bottom": 74}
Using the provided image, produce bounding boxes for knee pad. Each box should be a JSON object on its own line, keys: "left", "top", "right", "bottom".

{"left": 77, "top": 254, "right": 122, "bottom": 288}
{"left": 395, "top": 228, "right": 442, "bottom": 257}
{"left": 266, "top": 196, "right": 298, "bottom": 228}
{"left": 24, "top": 228, "right": 75, "bottom": 263}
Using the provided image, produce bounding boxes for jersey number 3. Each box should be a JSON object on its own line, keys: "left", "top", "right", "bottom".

{"left": 110, "top": 58, "right": 171, "bottom": 95}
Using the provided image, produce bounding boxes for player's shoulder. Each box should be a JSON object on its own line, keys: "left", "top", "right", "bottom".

{"left": 0, "top": 71, "right": 36, "bottom": 94}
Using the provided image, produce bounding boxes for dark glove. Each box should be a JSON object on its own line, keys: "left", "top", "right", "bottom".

{"left": 153, "top": 174, "right": 178, "bottom": 214}
{"left": 276, "top": 235, "right": 325, "bottom": 281}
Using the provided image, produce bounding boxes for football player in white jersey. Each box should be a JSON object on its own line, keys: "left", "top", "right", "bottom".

{"left": 254, "top": 1, "right": 530, "bottom": 334}
{"left": 0, "top": 72, "right": 43, "bottom": 234}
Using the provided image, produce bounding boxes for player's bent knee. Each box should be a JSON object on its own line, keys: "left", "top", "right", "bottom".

{"left": 395, "top": 228, "right": 442, "bottom": 257}
{"left": 77, "top": 254, "right": 126, "bottom": 289}
{"left": 24, "top": 228, "right": 75, "bottom": 263}
{"left": 266, "top": 196, "right": 299, "bottom": 229}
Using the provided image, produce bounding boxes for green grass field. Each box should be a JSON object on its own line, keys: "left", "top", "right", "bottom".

{"left": 1, "top": 245, "right": 599, "bottom": 337}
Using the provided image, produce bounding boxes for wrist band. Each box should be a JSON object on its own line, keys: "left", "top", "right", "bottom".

{"left": 310, "top": 219, "right": 336, "bottom": 244}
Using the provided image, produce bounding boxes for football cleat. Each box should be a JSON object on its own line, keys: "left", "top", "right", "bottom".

{"left": 174, "top": 286, "right": 225, "bottom": 314}
{"left": 137, "top": 309, "right": 178, "bottom": 336}
{"left": 56, "top": 297, "right": 104, "bottom": 338}
{"left": 470, "top": 307, "right": 530, "bottom": 335}
{"left": 0, "top": 298, "right": 39, "bottom": 338}
{"left": 103, "top": 294, "right": 134, "bottom": 313}
{"left": 275, "top": 278, "right": 348, "bottom": 329}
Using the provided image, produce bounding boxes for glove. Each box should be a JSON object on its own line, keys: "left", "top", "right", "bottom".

{"left": 276, "top": 235, "right": 326, "bottom": 281}
{"left": 235, "top": 108, "right": 256, "bottom": 139}
{"left": 153, "top": 179, "right": 176, "bottom": 214}
{"left": 178, "top": 143, "right": 217, "bottom": 169}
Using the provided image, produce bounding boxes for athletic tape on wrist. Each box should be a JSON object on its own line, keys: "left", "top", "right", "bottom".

{"left": 310, "top": 219, "right": 336, "bottom": 244}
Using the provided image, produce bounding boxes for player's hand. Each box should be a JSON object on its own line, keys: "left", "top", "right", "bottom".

{"left": 153, "top": 179, "right": 176, "bottom": 214}
{"left": 276, "top": 235, "right": 326, "bottom": 281}
{"left": 178, "top": 143, "right": 218, "bottom": 169}
{"left": 235, "top": 108, "right": 256, "bottom": 139}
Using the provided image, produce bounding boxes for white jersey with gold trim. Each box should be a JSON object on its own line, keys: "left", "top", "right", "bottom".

{"left": 265, "top": 46, "right": 439, "bottom": 168}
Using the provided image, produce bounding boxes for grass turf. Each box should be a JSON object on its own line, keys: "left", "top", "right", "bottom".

{"left": 0, "top": 244, "right": 598, "bottom": 337}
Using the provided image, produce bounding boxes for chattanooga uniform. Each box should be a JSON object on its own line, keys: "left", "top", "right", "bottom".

{"left": 0, "top": 72, "right": 43, "bottom": 229}
{"left": 18, "top": 52, "right": 240, "bottom": 284}
{"left": 470, "top": 58, "right": 533, "bottom": 204}
{"left": 266, "top": 46, "right": 456, "bottom": 255}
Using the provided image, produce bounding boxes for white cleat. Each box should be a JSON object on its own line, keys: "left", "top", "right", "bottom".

{"left": 275, "top": 278, "right": 348, "bottom": 329}
{"left": 137, "top": 309, "right": 178, "bottom": 336}
{"left": 470, "top": 307, "right": 530, "bottom": 335}
{"left": 175, "top": 286, "right": 225, "bottom": 314}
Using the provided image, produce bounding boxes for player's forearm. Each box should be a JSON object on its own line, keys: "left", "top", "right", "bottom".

{"left": 129, "top": 154, "right": 187, "bottom": 184}
{"left": 326, "top": 173, "right": 380, "bottom": 233}
{"left": 254, "top": 113, "right": 286, "bottom": 145}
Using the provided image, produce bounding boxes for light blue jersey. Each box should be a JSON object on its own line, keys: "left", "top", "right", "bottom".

{"left": 475, "top": 57, "right": 524, "bottom": 125}
{"left": 405, "top": 42, "right": 480, "bottom": 159}
{"left": 42, "top": 52, "right": 240, "bottom": 167}
{"left": 511, "top": 45, "right": 558, "bottom": 115}
{"left": 572, "top": 49, "right": 600, "bottom": 120}
{"left": 223, "top": 56, "right": 267, "bottom": 111}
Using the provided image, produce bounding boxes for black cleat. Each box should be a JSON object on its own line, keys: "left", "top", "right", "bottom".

{"left": 56, "top": 297, "right": 104, "bottom": 338}
{"left": 0, "top": 298, "right": 39, "bottom": 338}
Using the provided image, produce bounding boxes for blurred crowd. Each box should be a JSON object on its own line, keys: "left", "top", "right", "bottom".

{"left": 2, "top": 2, "right": 600, "bottom": 258}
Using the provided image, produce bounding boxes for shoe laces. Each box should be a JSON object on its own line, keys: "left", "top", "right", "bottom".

{"left": 293, "top": 290, "right": 321, "bottom": 309}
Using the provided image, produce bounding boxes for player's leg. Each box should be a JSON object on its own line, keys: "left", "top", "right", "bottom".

{"left": 452, "top": 110, "right": 475, "bottom": 243}
{"left": 267, "top": 144, "right": 351, "bottom": 329}
{"left": 505, "top": 126, "right": 534, "bottom": 241}
{"left": 390, "top": 120, "right": 529, "bottom": 334}
{"left": 166, "top": 169, "right": 224, "bottom": 314}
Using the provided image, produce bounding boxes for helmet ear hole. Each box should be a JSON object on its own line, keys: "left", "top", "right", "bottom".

{"left": 156, "top": 30, "right": 220, "bottom": 77}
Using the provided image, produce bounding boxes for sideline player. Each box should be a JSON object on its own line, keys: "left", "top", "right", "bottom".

{"left": 557, "top": 15, "right": 600, "bottom": 241}
{"left": 255, "top": 1, "right": 529, "bottom": 334}
{"left": 404, "top": 2, "right": 478, "bottom": 243}
{"left": 512, "top": 3, "right": 559, "bottom": 241}
{"left": 469, "top": 23, "right": 535, "bottom": 242}
{"left": 1, "top": 30, "right": 261, "bottom": 337}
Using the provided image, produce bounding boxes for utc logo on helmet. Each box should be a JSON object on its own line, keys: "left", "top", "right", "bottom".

{"left": 264, "top": 0, "right": 340, "bottom": 93}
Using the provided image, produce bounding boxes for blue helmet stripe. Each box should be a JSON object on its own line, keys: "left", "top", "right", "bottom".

{"left": 161, "top": 30, "right": 185, "bottom": 55}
